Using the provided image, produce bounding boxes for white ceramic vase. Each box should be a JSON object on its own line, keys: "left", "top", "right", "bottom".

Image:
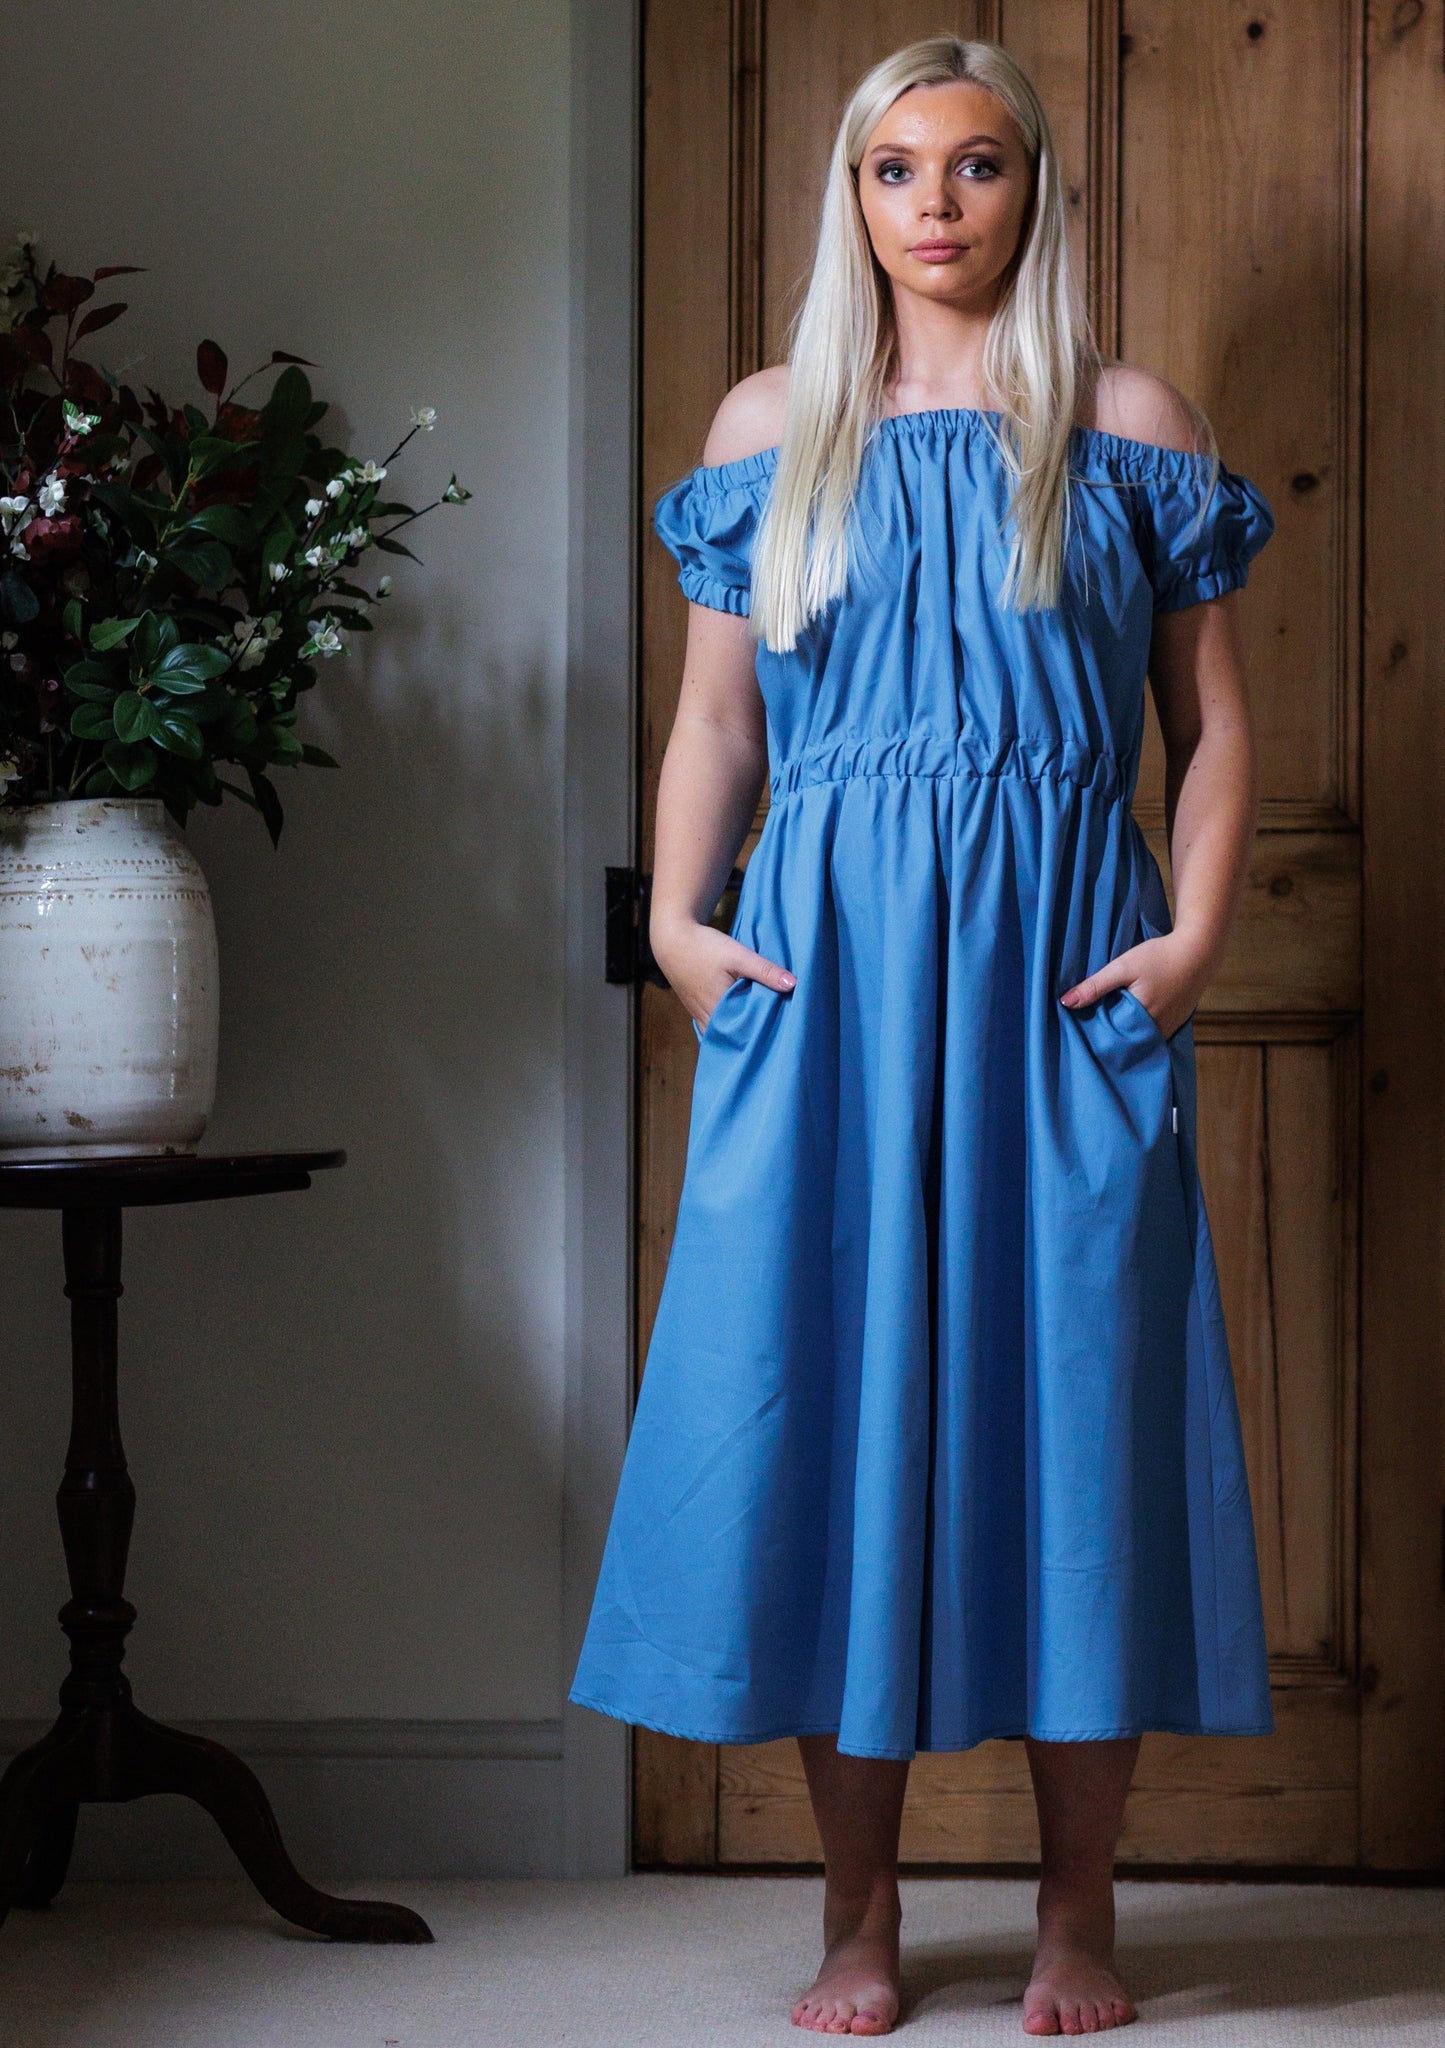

{"left": 0, "top": 797, "right": 219, "bottom": 1160}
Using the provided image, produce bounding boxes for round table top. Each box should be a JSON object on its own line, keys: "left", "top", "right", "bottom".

{"left": 0, "top": 1150, "right": 345, "bottom": 1209}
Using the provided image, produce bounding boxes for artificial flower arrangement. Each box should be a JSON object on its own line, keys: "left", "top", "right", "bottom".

{"left": 0, "top": 233, "right": 469, "bottom": 841}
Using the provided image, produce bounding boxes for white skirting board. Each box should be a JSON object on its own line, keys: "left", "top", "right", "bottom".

{"left": 0, "top": 1720, "right": 563, "bottom": 1881}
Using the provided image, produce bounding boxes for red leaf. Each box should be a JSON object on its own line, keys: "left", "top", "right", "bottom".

{"left": 9, "top": 326, "right": 52, "bottom": 369}
{"left": 133, "top": 452, "right": 165, "bottom": 492}
{"left": 63, "top": 361, "right": 110, "bottom": 408}
{"left": 117, "top": 384, "right": 143, "bottom": 424}
{"left": 93, "top": 265, "right": 145, "bottom": 279}
{"left": 74, "top": 301, "right": 127, "bottom": 341}
{"left": 43, "top": 273, "right": 95, "bottom": 314}
{"left": 269, "top": 350, "right": 318, "bottom": 367}
{"left": 196, "top": 338, "right": 228, "bottom": 396}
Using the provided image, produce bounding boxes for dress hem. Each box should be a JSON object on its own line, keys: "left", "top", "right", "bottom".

{"left": 567, "top": 1689, "right": 1276, "bottom": 1760}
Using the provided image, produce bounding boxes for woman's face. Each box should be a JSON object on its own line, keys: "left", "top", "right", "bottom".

{"left": 856, "top": 81, "right": 1034, "bottom": 315}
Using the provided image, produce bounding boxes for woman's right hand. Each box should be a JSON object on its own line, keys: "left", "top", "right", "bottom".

{"left": 649, "top": 913, "right": 796, "bottom": 1034}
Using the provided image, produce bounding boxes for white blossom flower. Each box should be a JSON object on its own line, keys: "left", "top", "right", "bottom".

{"left": 135, "top": 549, "right": 157, "bottom": 573}
{"left": 0, "top": 631, "right": 15, "bottom": 649}
{"left": 0, "top": 756, "right": 22, "bottom": 786}
{"left": 268, "top": 560, "right": 290, "bottom": 583}
{"left": 8, "top": 651, "right": 25, "bottom": 670}
{"left": 410, "top": 406, "right": 437, "bottom": 432}
{"left": 233, "top": 611, "right": 282, "bottom": 670}
{"left": 375, "top": 575, "right": 392, "bottom": 598}
{"left": 325, "top": 476, "right": 348, "bottom": 500}
{"left": 10, "top": 537, "right": 28, "bottom": 557}
{"left": 355, "top": 460, "right": 386, "bottom": 484}
{"left": 302, "top": 615, "right": 344, "bottom": 659}
{"left": 62, "top": 401, "right": 99, "bottom": 437}
{"left": 304, "top": 497, "right": 324, "bottom": 519}
{"left": 302, "top": 543, "right": 334, "bottom": 572}
{"left": 38, "top": 476, "right": 65, "bottom": 516}
{"left": 343, "top": 525, "right": 368, "bottom": 550}
{"left": 442, "top": 474, "right": 472, "bottom": 504}
{"left": 0, "top": 494, "right": 29, "bottom": 527}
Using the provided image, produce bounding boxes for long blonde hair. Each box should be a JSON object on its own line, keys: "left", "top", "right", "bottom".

{"left": 750, "top": 36, "right": 1097, "bottom": 652}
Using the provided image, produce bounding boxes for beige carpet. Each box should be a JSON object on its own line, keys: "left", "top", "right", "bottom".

{"left": 1, "top": 1875, "right": 1443, "bottom": 2046}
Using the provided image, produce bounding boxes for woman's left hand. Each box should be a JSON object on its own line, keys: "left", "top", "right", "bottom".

{"left": 1060, "top": 930, "right": 1213, "bottom": 1042}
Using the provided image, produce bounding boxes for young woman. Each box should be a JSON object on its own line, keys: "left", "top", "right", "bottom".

{"left": 571, "top": 34, "right": 1274, "bottom": 2039}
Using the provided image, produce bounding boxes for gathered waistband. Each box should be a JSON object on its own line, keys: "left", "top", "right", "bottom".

{"left": 768, "top": 732, "right": 1132, "bottom": 803}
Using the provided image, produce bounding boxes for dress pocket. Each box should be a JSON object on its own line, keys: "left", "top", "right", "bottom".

{"left": 692, "top": 972, "right": 752, "bottom": 1049}
{"left": 1114, "top": 982, "right": 1172, "bottom": 1052}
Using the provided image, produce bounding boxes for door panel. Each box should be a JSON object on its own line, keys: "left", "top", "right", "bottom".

{"left": 634, "top": 0, "right": 1445, "bottom": 1870}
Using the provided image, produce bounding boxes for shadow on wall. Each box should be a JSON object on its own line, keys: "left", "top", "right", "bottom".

{"left": 0, "top": 554, "right": 567, "bottom": 1726}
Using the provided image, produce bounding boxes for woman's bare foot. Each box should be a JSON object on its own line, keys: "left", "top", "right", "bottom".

{"left": 1022, "top": 1877, "right": 1136, "bottom": 2036}
{"left": 791, "top": 1888, "right": 901, "bottom": 2036}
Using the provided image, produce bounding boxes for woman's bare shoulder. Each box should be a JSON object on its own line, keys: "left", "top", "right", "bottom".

{"left": 701, "top": 365, "right": 790, "bottom": 466}
{"left": 1087, "top": 360, "right": 1212, "bottom": 454}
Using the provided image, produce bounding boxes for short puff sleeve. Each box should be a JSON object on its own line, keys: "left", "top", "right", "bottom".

{"left": 653, "top": 457, "right": 771, "bottom": 616}
{"left": 1139, "top": 458, "right": 1275, "bottom": 614}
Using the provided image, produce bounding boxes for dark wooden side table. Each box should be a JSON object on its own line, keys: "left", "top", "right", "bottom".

{"left": 0, "top": 1152, "right": 432, "bottom": 1943}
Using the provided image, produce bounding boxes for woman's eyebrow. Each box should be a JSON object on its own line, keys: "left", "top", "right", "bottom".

{"left": 865, "top": 132, "right": 1007, "bottom": 157}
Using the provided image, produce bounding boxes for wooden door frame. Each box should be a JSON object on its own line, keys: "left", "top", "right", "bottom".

{"left": 559, "top": 0, "right": 640, "bottom": 1880}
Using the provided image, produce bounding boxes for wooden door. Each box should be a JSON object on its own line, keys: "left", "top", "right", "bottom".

{"left": 634, "top": 0, "right": 1445, "bottom": 1871}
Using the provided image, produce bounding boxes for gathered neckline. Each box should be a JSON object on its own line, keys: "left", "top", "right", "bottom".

{"left": 686, "top": 407, "right": 1223, "bottom": 493}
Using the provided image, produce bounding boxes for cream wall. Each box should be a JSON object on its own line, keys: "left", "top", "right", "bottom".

{"left": 0, "top": 0, "right": 574, "bottom": 1767}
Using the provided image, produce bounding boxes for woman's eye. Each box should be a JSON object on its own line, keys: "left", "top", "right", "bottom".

{"left": 959, "top": 157, "right": 1000, "bottom": 180}
{"left": 878, "top": 162, "right": 909, "bottom": 184}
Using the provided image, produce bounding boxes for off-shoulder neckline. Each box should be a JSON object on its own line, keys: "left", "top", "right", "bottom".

{"left": 684, "top": 407, "right": 1225, "bottom": 494}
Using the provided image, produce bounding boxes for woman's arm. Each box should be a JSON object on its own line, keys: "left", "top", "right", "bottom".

{"left": 648, "top": 603, "right": 797, "bottom": 1031}
{"left": 1060, "top": 589, "right": 1260, "bottom": 1036}
{"left": 649, "top": 368, "right": 797, "bottom": 1032}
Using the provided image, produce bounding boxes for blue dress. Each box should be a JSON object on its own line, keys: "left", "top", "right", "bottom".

{"left": 571, "top": 408, "right": 1277, "bottom": 1760}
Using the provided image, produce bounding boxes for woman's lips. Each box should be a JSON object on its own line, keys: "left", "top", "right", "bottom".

{"left": 910, "top": 242, "right": 967, "bottom": 262}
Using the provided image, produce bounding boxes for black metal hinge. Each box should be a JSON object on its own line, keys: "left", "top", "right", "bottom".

{"left": 605, "top": 865, "right": 746, "bottom": 988}
{"left": 605, "top": 867, "right": 667, "bottom": 987}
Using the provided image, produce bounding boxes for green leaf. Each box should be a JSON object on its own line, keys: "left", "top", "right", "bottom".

{"left": 189, "top": 435, "right": 260, "bottom": 478}
{"left": 225, "top": 698, "right": 259, "bottom": 748}
{"left": 263, "top": 365, "right": 313, "bottom": 434}
{"left": 183, "top": 504, "right": 250, "bottom": 544}
{"left": 214, "top": 775, "right": 260, "bottom": 809}
{"left": 82, "top": 764, "right": 116, "bottom": 797}
{"left": 135, "top": 613, "right": 162, "bottom": 669}
{"left": 248, "top": 768, "right": 284, "bottom": 846}
{"left": 260, "top": 524, "right": 295, "bottom": 578}
{"left": 66, "top": 676, "right": 120, "bottom": 704}
{"left": 165, "top": 681, "right": 229, "bottom": 722}
{"left": 103, "top": 739, "right": 158, "bottom": 791}
{"left": 182, "top": 404, "right": 210, "bottom": 435}
{"left": 0, "top": 572, "right": 40, "bottom": 625}
{"left": 112, "top": 691, "right": 160, "bottom": 744}
{"left": 91, "top": 615, "right": 142, "bottom": 651}
{"left": 372, "top": 535, "right": 420, "bottom": 562}
{"left": 300, "top": 742, "right": 339, "bottom": 769}
{"left": 264, "top": 725, "right": 305, "bottom": 766}
{"left": 154, "top": 711, "right": 204, "bottom": 758}
{"left": 62, "top": 597, "right": 84, "bottom": 642}
{"left": 166, "top": 539, "right": 233, "bottom": 589}
{"left": 158, "top": 642, "right": 232, "bottom": 682}
{"left": 64, "top": 657, "right": 120, "bottom": 689}
{"left": 70, "top": 702, "right": 117, "bottom": 741}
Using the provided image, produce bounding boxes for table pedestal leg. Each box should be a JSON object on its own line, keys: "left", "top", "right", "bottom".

{"left": 0, "top": 1203, "right": 431, "bottom": 1944}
